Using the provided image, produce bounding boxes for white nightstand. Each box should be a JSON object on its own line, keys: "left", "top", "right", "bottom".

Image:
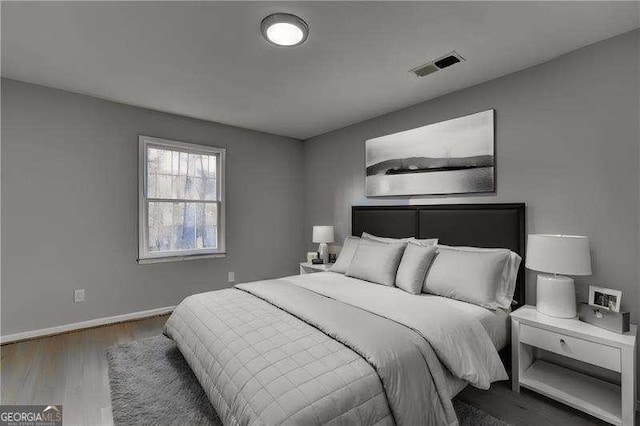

{"left": 299, "top": 262, "right": 334, "bottom": 275}
{"left": 511, "top": 305, "right": 637, "bottom": 426}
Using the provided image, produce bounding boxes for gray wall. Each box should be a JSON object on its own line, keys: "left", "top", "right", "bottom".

{"left": 1, "top": 78, "right": 305, "bottom": 335}
{"left": 304, "top": 30, "right": 640, "bottom": 317}
{"left": 2, "top": 30, "right": 639, "bottom": 339}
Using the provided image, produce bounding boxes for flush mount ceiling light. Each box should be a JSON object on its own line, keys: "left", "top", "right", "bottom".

{"left": 260, "top": 13, "right": 309, "bottom": 47}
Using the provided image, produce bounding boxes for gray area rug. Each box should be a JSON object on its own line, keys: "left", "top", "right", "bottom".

{"left": 107, "top": 335, "right": 508, "bottom": 426}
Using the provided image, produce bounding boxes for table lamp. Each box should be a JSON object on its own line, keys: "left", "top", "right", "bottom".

{"left": 526, "top": 234, "right": 592, "bottom": 318}
{"left": 312, "top": 226, "right": 334, "bottom": 264}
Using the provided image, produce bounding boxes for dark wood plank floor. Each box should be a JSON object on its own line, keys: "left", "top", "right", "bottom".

{"left": 1, "top": 315, "right": 616, "bottom": 425}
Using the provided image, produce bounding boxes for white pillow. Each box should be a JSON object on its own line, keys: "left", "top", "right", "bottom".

{"left": 395, "top": 242, "right": 437, "bottom": 294}
{"left": 408, "top": 237, "right": 439, "bottom": 246}
{"left": 346, "top": 239, "right": 407, "bottom": 286}
{"left": 362, "top": 232, "right": 438, "bottom": 246}
{"left": 423, "top": 247, "right": 511, "bottom": 309}
{"left": 330, "top": 236, "right": 361, "bottom": 274}
{"left": 436, "top": 245, "right": 521, "bottom": 309}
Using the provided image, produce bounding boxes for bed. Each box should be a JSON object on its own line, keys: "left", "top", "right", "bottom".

{"left": 164, "top": 203, "right": 526, "bottom": 426}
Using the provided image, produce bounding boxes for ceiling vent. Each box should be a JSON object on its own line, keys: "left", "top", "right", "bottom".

{"left": 410, "top": 51, "right": 465, "bottom": 77}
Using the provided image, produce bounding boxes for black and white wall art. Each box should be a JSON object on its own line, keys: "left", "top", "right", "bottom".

{"left": 365, "top": 109, "right": 495, "bottom": 196}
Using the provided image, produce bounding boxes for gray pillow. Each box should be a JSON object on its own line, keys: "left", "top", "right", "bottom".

{"left": 362, "top": 232, "right": 438, "bottom": 246}
{"left": 396, "top": 242, "right": 437, "bottom": 294}
{"left": 423, "top": 248, "right": 510, "bottom": 309}
{"left": 436, "top": 245, "right": 521, "bottom": 309}
{"left": 346, "top": 239, "right": 406, "bottom": 286}
{"left": 330, "top": 236, "right": 361, "bottom": 273}
{"left": 408, "top": 237, "right": 439, "bottom": 246}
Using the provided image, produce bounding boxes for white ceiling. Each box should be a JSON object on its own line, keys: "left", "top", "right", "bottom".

{"left": 2, "top": 2, "right": 638, "bottom": 139}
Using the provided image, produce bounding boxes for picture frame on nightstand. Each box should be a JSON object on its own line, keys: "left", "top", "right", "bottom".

{"left": 588, "top": 285, "right": 622, "bottom": 312}
{"left": 306, "top": 252, "right": 318, "bottom": 263}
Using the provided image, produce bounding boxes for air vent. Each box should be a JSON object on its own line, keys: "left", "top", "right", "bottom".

{"left": 434, "top": 55, "right": 460, "bottom": 69}
{"left": 413, "top": 63, "right": 439, "bottom": 77}
{"left": 410, "top": 51, "right": 465, "bottom": 77}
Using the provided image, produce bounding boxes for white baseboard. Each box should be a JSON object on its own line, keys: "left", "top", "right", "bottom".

{"left": 0, "top": 305, "right": 175, "bottom": 344}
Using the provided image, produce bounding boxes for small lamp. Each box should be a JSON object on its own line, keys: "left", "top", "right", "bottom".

{"left": 312, "top": 226, "right": 334, "bottom": 264}
{"left": 526, "top": 234, "right": 592, "bottom": 318}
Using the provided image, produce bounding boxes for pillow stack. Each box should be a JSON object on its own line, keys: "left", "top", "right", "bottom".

{"left": 330, "top": 232, "right": 522, "bottom": 310}
{"left": 331, "top": 233, "right": 438, "bottom": 288}
{"left": 361, "top": 232, "right": 438, "bottom": 246}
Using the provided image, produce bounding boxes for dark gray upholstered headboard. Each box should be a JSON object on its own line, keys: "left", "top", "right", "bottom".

{"left": 352, "top": 203, "right": 526, "bottom": 308}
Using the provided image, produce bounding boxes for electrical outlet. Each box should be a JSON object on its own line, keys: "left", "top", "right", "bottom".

{"left": 74, "top": 289, "right": 85, "bottom": 303}
{"left": 228, "top": 272, "right": 235, "bottom": 283}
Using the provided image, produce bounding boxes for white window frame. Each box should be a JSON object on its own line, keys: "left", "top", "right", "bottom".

{"left": 138, "top": 135, "right": 226, "bottom": 263}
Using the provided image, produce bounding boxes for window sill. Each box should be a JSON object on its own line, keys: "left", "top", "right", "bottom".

{"left": 137, "top": 252, "right": 227, "bottom": 264}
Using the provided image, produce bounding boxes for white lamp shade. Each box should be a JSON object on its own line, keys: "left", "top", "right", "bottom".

{"left": 312, "top": 226, "right": 334, "bottom": 243}
{"left": 526, "top": 234, "right": 592, "bottom": 276}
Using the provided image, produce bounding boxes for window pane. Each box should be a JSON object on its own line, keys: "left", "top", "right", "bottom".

{"left": 196, "top": 203, "right": 218, "bottom": 249}
{"left": 146, "top": 146, "right": 217, "bottom": 200}
{"left": 173, "top": 202, "right": 195, "bottom": 250}
{"left": 157, "top": 175, "right": 171, "bottom": 198}
{"left": 147, "top": 147, "right": 161, "bottom": 174}
{"left": 148, "top": 201, "right": 217, "bottom": 252}
{"left": 171, "top": 175, "right": 187, "bottom": 199}
{"left": 148, "top": 201, "right": 172, "bottom": 252}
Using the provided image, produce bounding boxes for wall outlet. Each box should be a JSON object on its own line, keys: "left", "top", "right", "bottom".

{"left": 228, "top": 272, "right": 235, "bottom": 283}
{"left": 74, "top": 289, "right": 85, "bottom": 303}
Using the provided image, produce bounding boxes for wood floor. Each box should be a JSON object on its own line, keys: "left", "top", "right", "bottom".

{"left": 1, "top": 315, "right": 612, "bottom": 426}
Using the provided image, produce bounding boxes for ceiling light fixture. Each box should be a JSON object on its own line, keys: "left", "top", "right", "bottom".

{"left": 260, "top": 13, "right": 309, "bottom": 47}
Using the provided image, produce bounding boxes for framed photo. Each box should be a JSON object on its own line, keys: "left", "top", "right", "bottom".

{"left": 306, "top": 252, "right": 318, "bottom": 263}
{"left": 588, "top": 285, "right": 622, "bottom": 312}
{"left": 365, "top": 109, "right": 495, "bottom": 196}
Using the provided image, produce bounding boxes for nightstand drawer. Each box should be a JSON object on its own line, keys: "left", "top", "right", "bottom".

{"left": 520, "top": 324, "right": 621, "bottom": 372}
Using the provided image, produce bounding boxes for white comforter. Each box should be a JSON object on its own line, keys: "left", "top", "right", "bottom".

{"left": 164, "top": 272, "right": 507, "bottom": 426}
{"left": 284, "top": 272, "right": 508, "bottom": 388}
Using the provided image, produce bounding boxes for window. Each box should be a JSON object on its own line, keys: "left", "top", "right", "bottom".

{"left": 138, "top": 136, "right": 225, "bottom": 262}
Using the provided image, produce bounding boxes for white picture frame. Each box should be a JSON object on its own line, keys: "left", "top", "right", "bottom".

{"left": 588, "top": 285, "right": 622, "bottom": 312}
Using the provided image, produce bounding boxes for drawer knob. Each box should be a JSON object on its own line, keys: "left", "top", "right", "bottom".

{"left": 559, "top": 338, "right": 566, "bottom": 344}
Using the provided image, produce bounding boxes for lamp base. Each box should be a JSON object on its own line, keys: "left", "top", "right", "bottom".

{"left": 536, "top": 274, "right": 577, "bottom": 318}
{"left": 318, "top": 243, "right": 329, "bottom": 264}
